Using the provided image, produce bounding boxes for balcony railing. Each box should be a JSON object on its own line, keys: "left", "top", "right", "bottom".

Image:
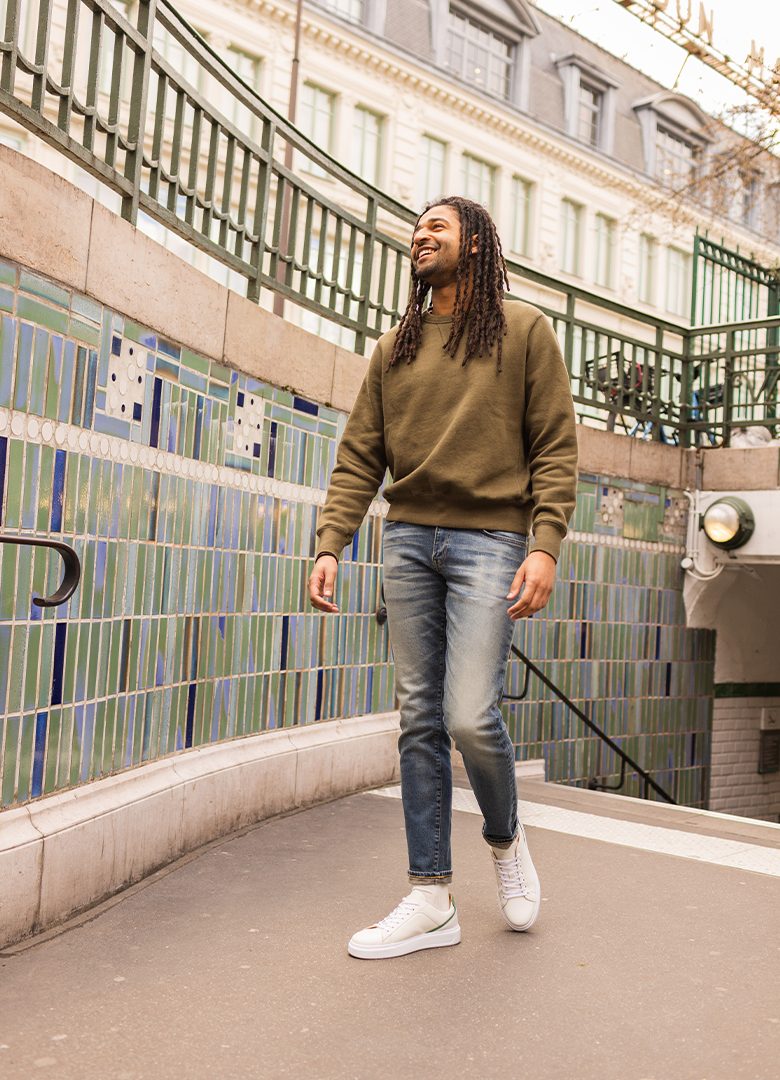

{"left": 0, "top": 0, "right": 778, "bottom": 445}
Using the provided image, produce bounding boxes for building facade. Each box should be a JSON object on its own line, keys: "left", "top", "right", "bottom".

{"left": 2, "top": 0, "right": 778, "bottom": 318}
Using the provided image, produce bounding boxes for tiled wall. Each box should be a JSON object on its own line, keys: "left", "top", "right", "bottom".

{"left": 0, "top": 261, "right": 393, "bottom": 808}
{"left": 0, "top": 259, "right": 715, "bottom": 810}
{"left": 505, "top": 484, "right": 715, "bottom": 806}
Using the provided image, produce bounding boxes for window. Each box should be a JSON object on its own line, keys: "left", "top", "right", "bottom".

{"left": 154, "top": 22, "right": 200, "bottom": 89}
{"left": 578, "top": 82, "right": 602, "bottom": 148}
{"left": 320, "top": 0, "right": 364, "bottom": 23}
{"left": 353, "top": 106, "right": 382, "bottom": 186}
{"left": 594, "top": 213, "right": 615, "bottom": 288}
{"left": 560, "top": 198, "right": 582, "bottom": 276}
{"left": 511, "top": 176, "right": 533, "bottom": 256}
{"left": 638, "top": 234, "right": 656, "bottom": 305}
{"left": 666, "top": 247, "right": 691, "bottom": 318}
{"left": 739, "top": 172, "right": 758, "bottom": 229}
{"left": 461, "top": 153, "right": 495, "bottom": 209}
{"left": 224, "top": 48, "right": 262, "bottom": 138}
{"left": 300, "top": 83, "right": 335, "bottom": 176}
{"left": 556, "top": 55, "right": 617, "bottom": 154}
{"left": 446, "top": 9, "right": 514, "bottom": 100}
{"left": 417, "top": 135, "right": 446, "bottom": 207}
{"left": 634, "top": 94, "right": 710, "bottom": 189}
{"left": 656, "top": 126, "right": 698, "bottom": 189}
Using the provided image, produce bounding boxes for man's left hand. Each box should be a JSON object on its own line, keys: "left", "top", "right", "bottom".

{"left": 506, "top": 550, "right": 556, "bottom": 620}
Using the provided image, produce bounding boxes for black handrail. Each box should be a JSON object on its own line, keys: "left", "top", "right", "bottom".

{"left": 0, "top": 536, "right": 81, "bottom": 607}
{"left": 508, "top": 644, "right": 676, "bottom": 804}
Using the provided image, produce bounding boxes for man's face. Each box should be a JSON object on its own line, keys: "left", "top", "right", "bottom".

{"left": 410, "top": 204, "right": 463, "bottom": 285}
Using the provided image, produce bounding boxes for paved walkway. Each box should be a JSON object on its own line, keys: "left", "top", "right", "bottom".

{"left": 1, "top": 778, "right": 779, "bottom": 1080}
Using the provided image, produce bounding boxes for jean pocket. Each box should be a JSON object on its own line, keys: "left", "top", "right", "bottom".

{"left": 480, "top": 529, "right": 528, "bottom": 549}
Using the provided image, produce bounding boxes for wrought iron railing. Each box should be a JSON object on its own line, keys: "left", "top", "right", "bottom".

{"left": 0, "top": 0, "right": 777, "bottom": 445}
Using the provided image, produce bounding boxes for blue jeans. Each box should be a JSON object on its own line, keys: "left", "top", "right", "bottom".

{"left": 382, "top": 523, "right": 526, "bottom": 883}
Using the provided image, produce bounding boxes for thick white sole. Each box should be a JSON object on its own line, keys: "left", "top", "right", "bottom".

{"left": 347, "top": 919, "right": 461, "bottom": 959}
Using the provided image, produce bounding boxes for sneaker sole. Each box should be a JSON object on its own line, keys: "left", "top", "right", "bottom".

{"left": 347, "top": 922, "right": 461, "bottom": 959}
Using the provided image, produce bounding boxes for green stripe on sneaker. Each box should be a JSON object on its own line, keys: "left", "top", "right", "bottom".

{"left": 426, "top": 904, "right": 456, "bottom": 933}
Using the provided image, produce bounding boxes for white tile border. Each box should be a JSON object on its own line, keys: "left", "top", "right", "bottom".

{"left": 1, "top": 407, "right": 686, "bottom": 550}
{"left": 370, "top": 785, "right": 780, "bottom": 878}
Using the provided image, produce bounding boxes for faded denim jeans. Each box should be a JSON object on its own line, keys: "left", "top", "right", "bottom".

{"left": 382, "top": 523, "right": 526, "bottom": 883}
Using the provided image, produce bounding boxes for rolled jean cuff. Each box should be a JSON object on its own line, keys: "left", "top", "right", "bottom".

{"left": 483, "top": 828, "right": 519, "bottom": 849}
{"left": 408, "top": 871, "right": 453, "bottom": 885}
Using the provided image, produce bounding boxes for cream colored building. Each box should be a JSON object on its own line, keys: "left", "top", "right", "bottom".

{"left": 2, "top": 0, "right": 778, "bottom": 322}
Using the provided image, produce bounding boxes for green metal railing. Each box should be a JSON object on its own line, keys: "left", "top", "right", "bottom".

{"left": 0, "top": 0, "right": 777, "bottom": 445}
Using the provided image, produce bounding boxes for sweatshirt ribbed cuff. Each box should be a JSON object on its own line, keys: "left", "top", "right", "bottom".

{"left": 315, "top": 527, "right": 347, "bottom": 562}
{"left": 528, "top": 521, "right": 565, "bottom": 562}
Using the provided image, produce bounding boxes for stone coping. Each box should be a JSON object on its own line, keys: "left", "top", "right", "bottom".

{"left": 0, "top": 713, "right": 401, "bottom": 951}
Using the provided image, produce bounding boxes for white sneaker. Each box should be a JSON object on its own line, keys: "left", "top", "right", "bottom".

{"left": 347, "top": 888, "right": 461, "bottom": 959}
{"left": 491, "top": 824, "right": 541, "bottom": 931}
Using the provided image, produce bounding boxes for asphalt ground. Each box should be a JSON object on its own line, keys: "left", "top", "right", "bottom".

{"left": 1, "top": 787, "right": 778, "bottom": 1080}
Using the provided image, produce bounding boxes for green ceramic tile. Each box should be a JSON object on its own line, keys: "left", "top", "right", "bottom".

{"left": 180, "top": 347, "right": 209, "bottom": 376}
{"left": 17, "top": 296, "right": 69, "bottom": 334}
{"left": 69, "top": 318, "right": 101, "bottom": 347}
{"left": 20, "top": 271, "right": 69, "bottom": 308}
{"left": 72, "top": 293, "right": 103, "bottom": 323}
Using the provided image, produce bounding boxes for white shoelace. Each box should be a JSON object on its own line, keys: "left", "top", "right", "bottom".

{"left": 495, "top": 854, "right": 529, "bottom": 900}
{"left": 376, "top": 897, "right": 418, "bottom": 932}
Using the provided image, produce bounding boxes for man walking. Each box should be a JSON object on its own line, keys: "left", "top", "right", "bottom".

{"left": 308, "top": 196, "right": 578, "bottom": 959}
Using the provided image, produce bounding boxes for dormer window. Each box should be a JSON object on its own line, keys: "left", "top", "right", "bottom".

{"left": 555, "top": 53, "right": 618, "bottom": 154}
{"left": 634, "top": 93, "right": 711, "bottom": 189}
{"left": 447, "top": 8, "right": 515, "bottom": 100}
{"left": 578, "top": 82, "right": 602, "bottom": 147}
{"left": 656, "top": 126, "right": 699, "bottom": 188}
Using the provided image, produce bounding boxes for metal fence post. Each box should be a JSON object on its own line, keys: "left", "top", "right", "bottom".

{"left": 122, "top": 0, "right": 158, "bottom": 225}
{"left": 679, "top": 326, "right": 692, "bottom": 448}
{"left": 355, "top": 197, "right": 377, "bottom": 355}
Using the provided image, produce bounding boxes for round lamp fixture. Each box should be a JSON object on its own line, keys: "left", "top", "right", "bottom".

{"left": 701, "top": 497, "right": 755, "bottom": 550}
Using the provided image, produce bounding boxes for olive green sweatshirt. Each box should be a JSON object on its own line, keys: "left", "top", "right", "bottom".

{"left": 316, "top": 299, "right": 578, "bottom": 562}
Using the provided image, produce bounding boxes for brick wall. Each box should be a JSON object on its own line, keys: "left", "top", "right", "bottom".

{"left": 709, "top": 698, "right": 780, "bottom": 821}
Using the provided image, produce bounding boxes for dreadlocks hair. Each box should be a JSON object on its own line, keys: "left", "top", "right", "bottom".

{"left": 388, "top": 195, "right": 510, "bottom": 373}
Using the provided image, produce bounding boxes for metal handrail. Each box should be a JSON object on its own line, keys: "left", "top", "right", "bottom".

{"left": 507, "top": 644, "right": 676, "bottom": 804}
{"left": 0, "top": 535, "right": 81, "bottom": 607}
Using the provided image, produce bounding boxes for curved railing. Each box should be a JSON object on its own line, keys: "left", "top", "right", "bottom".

{"left": 0, "top": 0, "right": 777, "bottom": 444}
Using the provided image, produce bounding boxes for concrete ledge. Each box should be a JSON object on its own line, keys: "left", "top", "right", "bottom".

{"left": 701, "top": 446, "right": 780, "bottom": 491}
{"left": 0, "top": 145, "right": 92, "bottom": 292}
{"left": 0, "top": 713, "right": 400, "bottom": 951}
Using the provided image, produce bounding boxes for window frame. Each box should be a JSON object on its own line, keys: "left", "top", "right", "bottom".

{"left": 555, "top": 53, "right": 618, "bottom": 155}
{"left": 510, "top": 175, "right": 534, "bottom": 258}
{"left": 417, "top": 134, "right": 448, "bottom": 208}
{"left": 352, "top": 104, "right": 384, "bottom": 186}
{"left": 665, "top": 246, "right": 692, "bottom": 319}
{"left": 560, "top": 197, "right": 583, "bottom": 277}
{"left": 638, "top": 233, "right": 657, "bottom": 306}
{"left": 461, "top": 151, "right": 496, "bottom": 210}
{"left": 445, "top": 4, "right": 519, "bottom": 104}
{"left": 299, "top": 82, "right": 337, "bottom": 177}
{"left": 593, "top": 212, "right": 616, "bottom": 289}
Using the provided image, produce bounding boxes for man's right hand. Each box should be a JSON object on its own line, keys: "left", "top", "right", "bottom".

{"left": 308, "top": 555, "right": 339, "bottom": 613}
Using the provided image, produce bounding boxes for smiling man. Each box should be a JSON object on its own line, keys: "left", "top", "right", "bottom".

{"left": 308, "top": 196, "right": 578, "bottom": 959}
